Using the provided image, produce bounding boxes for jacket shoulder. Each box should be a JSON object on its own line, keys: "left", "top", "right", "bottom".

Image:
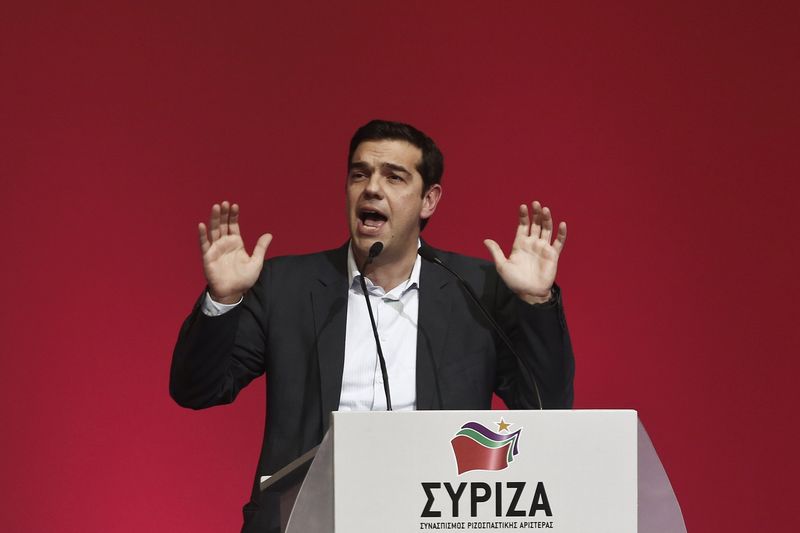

{"left": 427, "top": 246, "right": 495, "bottom": 273}
{"left": 260, "top": 245, "right": 348, "bottom": 283}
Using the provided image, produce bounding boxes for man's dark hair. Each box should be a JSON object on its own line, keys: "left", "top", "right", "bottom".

{"left": 348, "top": 119, "right": 444, "bottom": 229}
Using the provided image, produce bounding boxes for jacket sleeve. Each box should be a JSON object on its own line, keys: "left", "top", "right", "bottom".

{"left": 169, "top": 263, "right": 272, "bottom": 410}
{"left": 492, "top": 279, "right": 575, "bottom": 409}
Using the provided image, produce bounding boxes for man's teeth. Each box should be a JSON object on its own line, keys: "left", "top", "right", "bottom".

{"left": 363, "top": 216, "right": 383, "bottom": 228}
{"left": 359, "top": 210, "right": 387, "bottom": 229}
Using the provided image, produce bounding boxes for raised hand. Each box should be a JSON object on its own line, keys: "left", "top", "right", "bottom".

{"left": 484, "top": 201, "right": 567, "bottom": 305}
{"left": 198, "top": 201, "right": 273, "bottom": 304}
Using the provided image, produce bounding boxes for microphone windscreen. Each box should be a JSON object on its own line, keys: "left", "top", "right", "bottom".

{"left": 368, "top": 241, "right": 384, "bottom": 258}
{"left": 417, "top": 245, "right": 438, "bottom": 262}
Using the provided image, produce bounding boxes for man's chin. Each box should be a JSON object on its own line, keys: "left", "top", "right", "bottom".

{"left": 350, "top": 234, "right": 382, "bottom": 260}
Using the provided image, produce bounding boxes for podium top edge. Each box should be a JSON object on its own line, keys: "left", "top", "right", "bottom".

{"left": 331, "top": 409, "right": 638, "bottom": 415}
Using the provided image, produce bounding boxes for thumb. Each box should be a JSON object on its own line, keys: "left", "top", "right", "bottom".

{"left": 483, "top": 239, "right": 507, "bottom": 266}
{"left": 251, "top": 233, "right": 273, "bottom": 262}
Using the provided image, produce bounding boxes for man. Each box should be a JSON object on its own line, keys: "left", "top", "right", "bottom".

{"left": 170, "top": 120, "right": 574, "bottom": 532}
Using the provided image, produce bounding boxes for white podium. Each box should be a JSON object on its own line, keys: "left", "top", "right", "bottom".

{"left": 261, "top": 410, "right": 686, "bottom": 533}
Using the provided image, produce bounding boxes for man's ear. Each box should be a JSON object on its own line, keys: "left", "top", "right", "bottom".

{"left": 420, "top": 184, "right": 442, "bottom": 221}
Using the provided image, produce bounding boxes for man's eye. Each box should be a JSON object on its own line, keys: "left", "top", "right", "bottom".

{"left": 388, "top": 174, "right": 403, "bottom": 181}
{"left": 351, "top": 172, "right": 366, "bottom": 180}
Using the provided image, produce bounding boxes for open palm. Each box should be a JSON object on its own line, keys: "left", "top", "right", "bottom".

{"left": 484, "top": 201, "right": 567, "bottom": 305}
{"left": 199, "top": 202, "right": 272, "bottom": 304}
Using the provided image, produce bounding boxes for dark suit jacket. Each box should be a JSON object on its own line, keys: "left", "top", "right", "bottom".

{"left": 170, "top": 243, "right": 574, "bottom": 532}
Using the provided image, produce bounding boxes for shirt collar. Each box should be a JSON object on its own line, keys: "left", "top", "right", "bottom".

{"left": 347, "top": 240, "right": 422, "bottom": 294}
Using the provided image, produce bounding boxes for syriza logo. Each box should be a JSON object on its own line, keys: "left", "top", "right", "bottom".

{"left": 450, "top": 418, "right": 522, "bottom": 475}
{"left": 419, "top": 418, "right": 553, "bottom": 525}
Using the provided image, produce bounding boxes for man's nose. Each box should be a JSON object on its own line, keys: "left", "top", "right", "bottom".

{"left": 363, "top": 173, "right": 384, "bottom": 197}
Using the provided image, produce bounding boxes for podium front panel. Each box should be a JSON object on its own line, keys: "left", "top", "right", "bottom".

{"left": 332, "top": 410, "right": 637, "bottom": 533}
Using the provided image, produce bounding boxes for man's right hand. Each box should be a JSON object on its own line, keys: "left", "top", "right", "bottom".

{"left": 199, "top": 201, "right": 273, "bottom": 304}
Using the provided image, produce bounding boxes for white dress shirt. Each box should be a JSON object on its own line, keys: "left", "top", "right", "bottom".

{"left": 338, "top": 245, "right": 419, "bottom": 411}
{"left": 201, "top": 242, "right": 420, "bottom": 411}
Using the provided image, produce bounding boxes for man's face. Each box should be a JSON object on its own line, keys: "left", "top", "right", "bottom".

{"left": 346, "top": 139, "right": 441, "bottom": 264}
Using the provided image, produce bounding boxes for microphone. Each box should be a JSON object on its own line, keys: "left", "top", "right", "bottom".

{"left": 359, "top": 241, "right": 393, "bottom": 411}
{"left": 367, "top": 241, "right": 384, "bottom": 260}
{"left": 417, "top": 244, "right": 543, "bottom": 409}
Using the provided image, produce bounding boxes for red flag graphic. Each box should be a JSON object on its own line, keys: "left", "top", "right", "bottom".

{"left": 451, "top": 435, "right": 514, "bottom": 475}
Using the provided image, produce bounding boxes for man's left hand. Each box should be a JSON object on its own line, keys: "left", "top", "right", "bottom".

{"left": 484, "top": 201, "right": 567, "bottom": 305}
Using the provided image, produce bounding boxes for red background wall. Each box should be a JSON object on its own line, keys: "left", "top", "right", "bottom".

{"left": 1, "top": 1, "right": 798, "bottom": 531}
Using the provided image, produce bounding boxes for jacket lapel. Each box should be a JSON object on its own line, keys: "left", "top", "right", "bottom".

{"left": 311, "top": 243, "right": 454, "bottom": 416}
{"left": 311, "top": 245, "right": 350, "bottom": 431}
{"left": 416, "top": 252, "right": 452, "bottom": 410}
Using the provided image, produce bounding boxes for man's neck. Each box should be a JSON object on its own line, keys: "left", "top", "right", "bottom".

{"left": 358, "top": 243, "right": 419, "bottom": 292}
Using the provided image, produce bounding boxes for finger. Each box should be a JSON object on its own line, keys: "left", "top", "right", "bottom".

{"left": 209, "top": 204, "right": 221, "bottom": 242}
{"left": 530, "top": 201, "right": 543, "bottom": 238}
{"left": 229, "top": 203, "right": 241, "bottom": 236}
{"left": 220, "top": 201, "right": 231, "bottom": 236}
{"left": 251, "top": 233, "right": 273, "bottom": 263}
{"left": 515, "top": 204, "right": 530, "bottom": 240}
{"left": 540, "top": 206, "right": 553, "bottom": 243}
{"left": 552, "top": 221, "right": 567, "bottom": 254}
{"left": 483, "top": 239, "right": 507, "bottom": 266}
{"left": 198, "top": 222, "right": 211, "bottom": 254}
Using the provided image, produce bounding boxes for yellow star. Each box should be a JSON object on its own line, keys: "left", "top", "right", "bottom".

{"left": 496, "top": 418, "right": 511, "bottom": 432}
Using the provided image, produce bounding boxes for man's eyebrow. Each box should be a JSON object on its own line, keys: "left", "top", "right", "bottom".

{"left": 348, "top": 161, "right": 372, "bottom": 171}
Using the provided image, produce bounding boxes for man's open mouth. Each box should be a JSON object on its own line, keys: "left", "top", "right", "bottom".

{"left": 358, "top": 209, "right": 388, "bottom": 228}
